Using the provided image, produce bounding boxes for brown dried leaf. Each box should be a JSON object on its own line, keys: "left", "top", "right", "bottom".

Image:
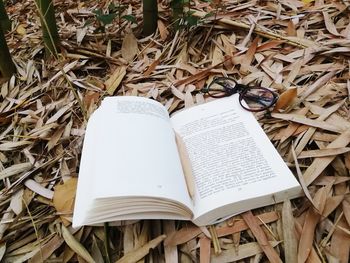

{"left": 105, "top": 66, "right": 127, "bottom": 95}
{"left": 199, "top": 237, "right": 211, "bottom": 263}
{"left": 29, "top": 235, "right": 64, "bottom": 263}
{"left": 164, "top": 225, "right": 201, "bottom": 246}
{"left": 323, "top": 195, "right": 344, "bottom": 218}
{"left": 116, "top": 234, "right": 166, "bottom": 263}
{"left": 282, "top": 200, "right": 298, "bottom": 263}
{"left": 24, "top": 179, "right": 54, "bottom": 199}
{"left": 330, "top": 211, "right": 350, "bottom": 263}
{"left": 163, "top": 221, "right": 178, "bottom": 263}
{"left": 298, "top": 147, "right": 350, "bottom": 158}
{"left": 158, "top": 20, "right": 169, "bottom": 41}
{"left": 271, "top": 113, "right": 344, "bottom": 133}
{"left": 216, "top": 211, "right": 279, "bottom": 237}
{"left": 47, "top": 126, "right": 65, "bottom": 151}
{"left": 303, "top": 130, "right": 350, "bottom": 185}
{"left": 0, "top": 243, "right": 5, "bottom": 261}
{"left": 0, "top": 162, "right": 32, "bottom": 180}
{"left": 211, "top": 241, "right": 280, "bottom": 263}
{"left": 241, "top": 211, "right": 283, "bottom": 263}
{"left": 121, "top": 31, "right": 138, "bottom": 62}
{"left": 53, "top": 178, "right": 78, "bottom": 225}
{"left": 273, "top": 88, "right": 297, "bottom": 112}
{"left": 297, "top": 207, "right": 320, "bottom": 263}
{"left": 62, "top": 225, "right": 95, "bottom": 263}
{"left": 323, "top": 12, "right": 340, "bottom": 36}
{"left": 240, "top": 37, "right": 259, "bottom": 74}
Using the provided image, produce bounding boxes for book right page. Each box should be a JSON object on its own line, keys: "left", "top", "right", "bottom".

{"left": 170, "top": 95, "right": 302, "bottom": 226}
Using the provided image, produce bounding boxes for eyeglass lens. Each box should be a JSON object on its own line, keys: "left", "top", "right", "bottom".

{"left": 239, "top": 87, "right": 277, "bottom": 112}
{"left": 207, "top": 78, "right": 237, "bottom": 98}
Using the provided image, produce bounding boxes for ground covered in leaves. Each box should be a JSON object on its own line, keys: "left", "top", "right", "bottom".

{"left": 1, "top": 0, "right": 350, "bottom": 262}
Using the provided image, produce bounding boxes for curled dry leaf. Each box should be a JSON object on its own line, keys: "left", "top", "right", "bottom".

{"left": 24, "top": 179, "right": 54, "bottom": 199}
{"left": 273, "top": 88, "right": 297, "bottom": 112}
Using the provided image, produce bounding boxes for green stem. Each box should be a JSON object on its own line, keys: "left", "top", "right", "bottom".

{"left": 0, "top": 0, "right": 11, "bottom": 32}
{"left": 143, "top": 0, "right": 158, "bottom": 36}
{"left": 35, "top": 0, "right": 59, "bottom": 57}
{"left": 0, "top": 25, "right": 15, "bottom": 78}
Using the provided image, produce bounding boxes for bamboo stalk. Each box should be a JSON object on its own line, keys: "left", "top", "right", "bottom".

{"left": 0, "top": 25, "right": 15, "bottom": 78}
{"left": 35, "top": 0, "right": 59, "bottom": 57}
{"left": 0, "top": 0, "right": 10, "bottom": 32}
{"left": 143, "top": 0, "right": 158, "bottom": 36}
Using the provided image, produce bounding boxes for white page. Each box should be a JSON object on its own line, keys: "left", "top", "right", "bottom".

{"left": 73, "top": 96, "right": 193, "bottom": 227}
{"left": 170, "top": 95, "right": 301, "bottom": 222}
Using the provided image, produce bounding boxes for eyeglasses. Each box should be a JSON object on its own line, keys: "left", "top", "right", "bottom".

{"left": 201, "top": 77, "right": 279, "bottom": 112}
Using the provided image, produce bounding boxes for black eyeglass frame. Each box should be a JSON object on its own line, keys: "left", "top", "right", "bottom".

{"left": 201, "top": 77, "right": 279, "bottom": 112}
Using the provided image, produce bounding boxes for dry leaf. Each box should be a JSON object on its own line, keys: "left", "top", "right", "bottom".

{"left": 0, "top": 162, "right": 32, "bottom": 180}
{"left": 330, "top": 210, "right": 350, "bottom": 263}
{"left": 241, "top": 211, "right": 283, "bottom": 263}
{"left": 0, "top": 243, "right": 6, "bottom": 261}
{"left": 61, "top": 225, "right": 95, "bottom": 263}
{"left": 24, "top": 179, "right": 54, "bottom": 199}
{"left": 29, "top": 235, "right": 64, "bottom": 263}
{"left": 105, "top": 66, "right": 127, "bottom": 95}
{"left": 298, "top": 147, "right": 350, "bottom": 158}
{"left": 303, "top": 130, "right": 350, "bottom": 185}
{"left": 211, "top": 241, "right": 280, "bottom": 263}
{"left": 157, "top": 20, "right": 169, "bottom": 41}
{"left": 10, "top": 188, "right": 24, "bottom": 215}
{"left": 240, "top": 37, "right": 259, "bottom": 74}
{"left": 16, "top": 24, "right": 26, "bottom": 35}
{"left": 121, "top": 31, "right": 138, "bottom": 62}
{"left": 216, "top": 211, "right": 279, "bottom": 237}
{"left": 116, "top": 234, "right": 166, "bottom": 263}
{"left": 53, "top": 178, "right": 78, "bottom": 225}
{"left": 164, "top": 225, "right": 201, "bottom": 246}
{"left": 273, "top": 88, "right": 297, "bottom": 112}
{"left": 323, "top": 12, "right": 340, "bottom": 36}
{"left": 282, "top": 200, "right": 298, "bottom": 263}
{"left": 199, "top": 237, "right": 211, "bottom": 263}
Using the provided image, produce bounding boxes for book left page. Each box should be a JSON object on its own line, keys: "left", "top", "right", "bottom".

{"left": 73, "top": 96, "right": 193, "bottom": 227}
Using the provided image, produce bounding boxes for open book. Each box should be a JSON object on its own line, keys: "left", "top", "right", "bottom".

{"left": 73, "top": 96, "right": 302, "bottom": 227}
